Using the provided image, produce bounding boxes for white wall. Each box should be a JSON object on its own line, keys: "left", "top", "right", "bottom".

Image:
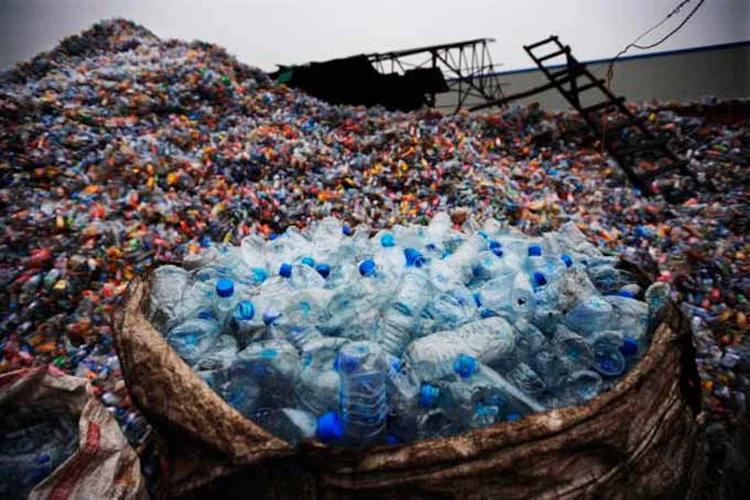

{"left": 436, "top": 42, "right": 750, "bottom": 111}
{"left": 0, "top": 0, "right": 748, "bottom": 73}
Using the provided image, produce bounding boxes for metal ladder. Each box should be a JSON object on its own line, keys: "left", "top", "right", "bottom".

{"left": 524, "top": 36, "right": 704, "bottom": 198}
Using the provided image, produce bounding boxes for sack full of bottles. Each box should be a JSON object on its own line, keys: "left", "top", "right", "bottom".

{"left": 142, "top": 214, "right": 670, "bottom": 448}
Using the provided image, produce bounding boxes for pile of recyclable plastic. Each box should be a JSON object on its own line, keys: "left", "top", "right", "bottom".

{"left": 0, "top": 18, "right": 747, "bottom": 462}
{"left": 149, "top": 215, "right": 667, "bottom": 446}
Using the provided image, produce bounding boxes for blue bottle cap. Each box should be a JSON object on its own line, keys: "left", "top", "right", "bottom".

{"left": 404, "top": 248, "right": 425, "bottom": 267}
{"left": 262, "top": 308, "right": 281, "bottom": 325}
{"left": 342, "top": 224, "right": 353, "bottom": 236}
{"left": 617, "top": 290, "right": 636, "bottom": 298}
{"left": 268, "top": 233, "right": 278, "bottom": 241}
{"left": 261, "top": 348, "right": 278, "bottom": 359}
{"left": 594, "top": 350, "right": 626, "bottom": 377}
{"left": 528, "top": 245, "right": 542, "bottom": 257}
{"left": 426, "top": 243, "right": 437, "bottom": 251}
{"left": 301, "top": 256, "right": 315, "bottom": 267}
{"left": 388, "top": 356, "right": 404, "bottom": 373}
{"left": 315, "top": 263, "right": 331, "bottom": 278}
{"left": 505, "top": 413, "right": 522, "bottom": 422}
{"left": 380, "top": 233, "right": 396, "bottom": 248}
{"left": 359, "top": 259, "right": 376, "bottom": 277}
{"left": 279, "top": 262, "right": 293, "bottom": 278}
{"left": 532, "top": 271, "right": 547, "bottom": 287}
{"left": 480, "top": 309, "right": 495, "bottom": 318}
{"left": 492, "top": 247, "right": 504, "bottom": 258}
{"left": 478, "top": 230, "right": 489, "bottom": 239}
{"left": 453, "top": 354, "right": 478, "bottom": 379}
{"left": 216, "top": 278, "right": 234, "bottom": 298}
{"left": 473, "top": 293, "right": 482, "bottom": 307}
{"left": 619, "top": 336, "right": 639, "bottom": 357}
{"left": 560, "top": 254, "right": 573, "bottom": 267}
{"left": 234, "top": 300, "right": 255, "bottom": 321}
{"left": 251, "top": 267, "right": 268, "bottom": 284}
{"left": 197, "top": 309, "right": 215, "bottom": 320}
{"left": 419, "top": 384, "right": 440, "bottom": 408}
{"left": 488, "top": 240, "right": 502, "bottom": 251}
{"left": 387, "top": 435, "right": 402, "bottom": 446}
{"left": 317, "top": 412, "right": 343, "bottom": 442}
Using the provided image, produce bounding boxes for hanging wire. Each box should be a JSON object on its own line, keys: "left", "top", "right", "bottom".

{"left": 600, "top": 0, "right": 707, "bottom": 157}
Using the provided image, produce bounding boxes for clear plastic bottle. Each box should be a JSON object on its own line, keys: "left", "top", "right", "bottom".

{"left": 225, "top": 340, "right": 300, "bottom": 417}
{"left": 338, "top": 341, "right": 388, "bottom": 446}
{"left": 250, "top": 408, "right": 318, "bottom": 446}
{"left": 167, "top": 316, "right": 221, "bottom": 367}
{"left": 405, "top": 316, "right": 517, "bottom": 382}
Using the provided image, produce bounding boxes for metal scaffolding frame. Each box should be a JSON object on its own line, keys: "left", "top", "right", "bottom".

{"left": 367, "top": 38, "right": 507, "bottom": 113}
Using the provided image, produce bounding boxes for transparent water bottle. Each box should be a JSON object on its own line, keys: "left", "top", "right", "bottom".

{"left": 250, "top": 408, "right": 318, "bottom": 446}
{"left": 167, "top": 315, "right": 221, "bottom": 367}
{"left": 194, "top": 334, "right": 239, "bottom": 372}
{"left": 225, "top": 340, "right": 300, "bottom": 417}
{"left": 562, "top": 296, "right": 616, "bottom": 337}
{"left": 405, "top": 316, "right": 516, "bottom": 382}
{"left": 338, "top": 341, "right": 388, "bottom": 446}
{"left": 149, "top": 265, "right": 190, "bottom": 330}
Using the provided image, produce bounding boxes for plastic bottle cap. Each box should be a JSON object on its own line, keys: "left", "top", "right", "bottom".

{"left": 268, "top": 233, "right": 278, "bottom": 241}
{"left": 488, "top": 240, "right": 502, "bottom": 251}
{"left": 617, "top": 290, "right": 636, "bottom": 298}
{"left": 261, "top": 348, "right": 278, "bottom": 359}
{"left": 560, "top": 254, "right": 573, "bottom": 267}
{"left": 301, "top": 256, "right": 315, "bottom": 267}
{"left": 453, "top": 354, "right": 478, "bottom": 379}
{"left": 317, "top": 412, "right": 343, "bottom": 442}
{"left": 492, "top": 247, "right": 504, "bottom": 258}
{"left": 251, "top": 267, "right": 268, "bottom": 284}
{"left": 263, "top": 308, "right": 281, "bottom": 325}
{"left": 359, "top": 259, "right": 376, "bottom": 277}
{"left": 338, "top": 353, "right": 361, "bottom": 374}
{"left": 404, "top": 248, "right": 425, "bottom": 267}
{"left": 594, "top": 351, "right": 626, "bottom": 377}
{"left": 619, "top": 336, "right": 639, "bottom": 357}
{"left": 419, "top": 384, "right": 440, "bottom": 408}
{"left": 528, "top": 245, "right": 542, "bottom": 257}
{"left": 389, "top": 356, "right": 404, "bottom": 373}
{"left": 234, "top": 300, "right": 255, "bottom": 321}
{"left": 279, "top": 262, "right": 293, "bottom": 278}
{"left": 315, "top": 263, "right": 331, "bottom": 278}
{"left": 216, "top": 278, "right": 234, "bottom": 297}
{"left": 197, "top": 310, "right": 215, "bottom": 320}
{"left": 532, "top": 271, "right": 547, "bottom": 287}
{"left": 342, "top": 224, "right": 353, "bottom": 236}
{"left": 426, "top": 243, "right": 437, "bottom": 251}
{"left": 380, "top": 233, "right": 396, "bottom": 248}
{"left": 387, "top": 435, "right": 401, "bottom": 445}
{"left": 505, "top": 413, "right": 522, "bottom": 422}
